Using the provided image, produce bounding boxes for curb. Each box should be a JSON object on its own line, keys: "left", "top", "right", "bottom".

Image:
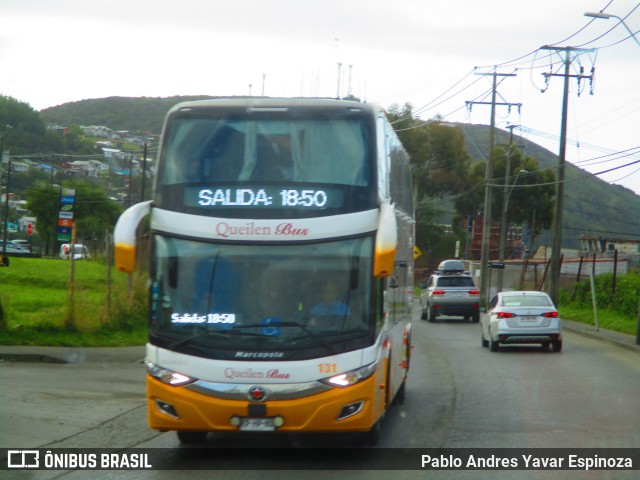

{"left": 562, "top": 320, "right": 640, "bottom": 354}
{"left": 0, "top": 346, "right": 146, "bottom": 364}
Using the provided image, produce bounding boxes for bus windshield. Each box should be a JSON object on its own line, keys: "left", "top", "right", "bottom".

{"left": 162, "top": 116, "right": 369, "bottom": 185}
{"left": 150, "top": 235, "right": 375, "bottom": 360}
{"left": 155, "top": 108, "right": 376, "bottom": 216}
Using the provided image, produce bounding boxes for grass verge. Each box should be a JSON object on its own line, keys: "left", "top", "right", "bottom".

{"left": 0, "top": 257, "right": 147, "bottom": 346}
{"left": 559, "top": 305, "right": 637, "bottom": 336}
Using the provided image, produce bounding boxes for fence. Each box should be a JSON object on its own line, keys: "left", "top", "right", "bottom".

{"left": 469, "top": 255, "right": 630, "bottom": 301}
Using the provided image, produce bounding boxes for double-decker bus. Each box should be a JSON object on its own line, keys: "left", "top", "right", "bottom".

{"left": 114, "top": 97, "right": 415, "bottom": 444}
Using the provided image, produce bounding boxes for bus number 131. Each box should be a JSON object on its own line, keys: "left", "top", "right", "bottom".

{"left": 318, "top": 363, "right": 337, "bottom": 374}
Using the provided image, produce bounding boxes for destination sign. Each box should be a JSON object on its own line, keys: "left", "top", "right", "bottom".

{"left": 184, "top": 186, "right": 343, "bottom": 209}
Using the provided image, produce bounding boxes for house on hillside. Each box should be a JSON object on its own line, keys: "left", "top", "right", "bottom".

{"left": 82, "top": 125, "right": 112, "bottom": 138}
{"left": 96, "top": 140, "right": 115, "bottom": 149}
{"left": 10, "top": 162, "right": 30, "bottom": 173}
{"left": 48, "top": 125, "right": 69, "bottom": 137}
{"left": 62, "top": 160, "right": 104, "bottom": 178}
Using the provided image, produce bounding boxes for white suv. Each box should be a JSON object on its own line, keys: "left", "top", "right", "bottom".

{"left": 420, "top": 260, "right": 480, "bottom": 323}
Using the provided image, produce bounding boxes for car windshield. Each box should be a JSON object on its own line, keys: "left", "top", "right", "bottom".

{"left": 150, "top": 235, "right": 374, "bottom": 359}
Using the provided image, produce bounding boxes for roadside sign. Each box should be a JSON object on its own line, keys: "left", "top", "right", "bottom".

{"left": 57, "top": 188, "right": 76, "bottom": 241}
{"left": 57, "top": 228, "right": 72, "bottom": 241}
{"left": 414, "top": 246, "right": 422, "bottom": 259}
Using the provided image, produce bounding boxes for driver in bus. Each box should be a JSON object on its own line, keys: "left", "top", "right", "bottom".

{"left": 309, "top": 283, "right": 350, "bottom": 316}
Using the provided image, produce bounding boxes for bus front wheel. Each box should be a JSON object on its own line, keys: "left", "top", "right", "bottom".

{"left": 361, "top": 419, "right": 381, "bottom": 446}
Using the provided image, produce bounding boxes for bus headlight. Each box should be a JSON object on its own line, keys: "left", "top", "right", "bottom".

{"left": 321, "top": 362, "right": 377, "bottom": 388}
{"left": 146, "top": 362, "right": 196, "bottom": 386}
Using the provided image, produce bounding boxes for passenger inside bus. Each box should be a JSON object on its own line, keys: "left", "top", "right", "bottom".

{"left": 249, "top": 135, "right": 293, "bottom": 181}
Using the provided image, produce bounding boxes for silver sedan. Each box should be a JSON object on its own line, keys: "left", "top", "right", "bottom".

{"left": 481, "top": 291, "right": 562, "bottom": 352}
{"left": 0, "top": 240, "right": 28, "bottom": 254}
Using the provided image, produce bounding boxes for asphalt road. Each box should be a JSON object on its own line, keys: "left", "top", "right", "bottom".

{"left": 1, "top": 311, "right": 639, "bottom": 479}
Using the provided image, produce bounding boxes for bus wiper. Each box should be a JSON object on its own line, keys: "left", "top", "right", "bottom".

{"left": 277, "top": 320, "right": 336, "bottom": 354}
{"left": 167, "top": 321, "right": 338, "bottom": 353}
{"left": 167, "top": 328, "right": 230, "bottom": 350}
{"left": 168, "top": 326, "right": 271, "bottom": 349}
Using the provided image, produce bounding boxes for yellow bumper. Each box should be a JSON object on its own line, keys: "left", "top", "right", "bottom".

{"left": 147, "top": 373, "right": 384, "bottom": 433}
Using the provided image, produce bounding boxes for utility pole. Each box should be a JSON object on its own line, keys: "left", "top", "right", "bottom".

{"left": 466, "top": 68, "right": 520, "bottom": 305}
{"left": 496, "top": 125, "right": 522, "bottom": 292}
{"left": 1, "top": 158, "right": 10, "bottom": 266}
{"left": 541, "top": 46, "right": 595, "bottom": 305}
{"left": 0, "top": 125, "right": 11, "bottom": 266}
{"left": 140, "top": 143, "right": 147, "bottom": 203}
{"left": 127, "top": 154, "right": 133, "bottom": 208}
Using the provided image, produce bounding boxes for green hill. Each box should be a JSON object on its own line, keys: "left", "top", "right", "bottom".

{"left": 40, "top": 95, "right": 215, "bottom": 133}
{"left": 460, "top": 123, "right": 640, "bottom": 247}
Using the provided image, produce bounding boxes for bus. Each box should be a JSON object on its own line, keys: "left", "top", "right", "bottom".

{"left": 113, "top": 97, "right": 415, "bottom": 444}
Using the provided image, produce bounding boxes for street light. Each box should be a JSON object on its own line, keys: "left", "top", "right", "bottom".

{"left": 496, "top": 169, "right": 528, "bottom": 292}
{"left": 586, "top": 10, "right": 640, "bottom": 347}
{"left": 584, "top": 12, "right": 640, "bottom": 48}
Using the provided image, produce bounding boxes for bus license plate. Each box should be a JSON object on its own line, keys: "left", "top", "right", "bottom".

{"left": 239, "top": 418, "right": 275, "bottom": 431}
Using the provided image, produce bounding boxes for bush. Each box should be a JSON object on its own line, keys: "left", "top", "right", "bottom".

{"left": 562, "top": 270, "right": 640, "bottom": 319}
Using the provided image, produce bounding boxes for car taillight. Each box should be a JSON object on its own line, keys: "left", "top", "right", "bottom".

{"left": 469, "top": 289, "right": 480, "bottom": 295}
{"left": 543, "top": 311, "right": 559, "bottom": 318}
{"left": 496, "top": 312, "right": 515, "bottom": 318}
{"left": 432, "top": 290, "right": 446, "bottom": 295}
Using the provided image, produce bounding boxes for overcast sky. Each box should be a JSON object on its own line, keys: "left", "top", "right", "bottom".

{"left": 1, "top": 0, "right": 639, "bottom": 194}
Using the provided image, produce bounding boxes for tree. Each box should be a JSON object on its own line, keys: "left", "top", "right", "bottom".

{"left": 25, "top": 181, "right": 59, "bottom": 255}
{"left": 491, "top": 147, "right": 555, "bottom": 233}
{"left": 454, "top": 146, "right": 556, "bottom": 257}
{"left": 386, "top": 104, "right": 474, "bottom": 263}
{"left": 386, "top": 104, "right": 556, "bottom": 263}
{"left": 63, "top": 125, "right": 96, "bottom": 154}
{"left": 0, "top": 95, "right": 47, "bottom": 155}
{"left": 386, "top": 104, "right": 471, "bottom": 200}
{"left": 70, "top": 180, "right": 123, "bottom": 243}
{"left": 388, "top": 105, "right": 467, "bottom": 222}
{"left": 26, "top": 180, "right": 123, "bottom": 256}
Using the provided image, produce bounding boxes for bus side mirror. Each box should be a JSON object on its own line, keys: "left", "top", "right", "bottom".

{"left": 373, "top": 201, "right": 397, "bottom": 277}
{"left": 115, "top": 244, "right": 136, "bottom": 273}
{"left": 113, "top": 201, "right": 151, "bottom": 274}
